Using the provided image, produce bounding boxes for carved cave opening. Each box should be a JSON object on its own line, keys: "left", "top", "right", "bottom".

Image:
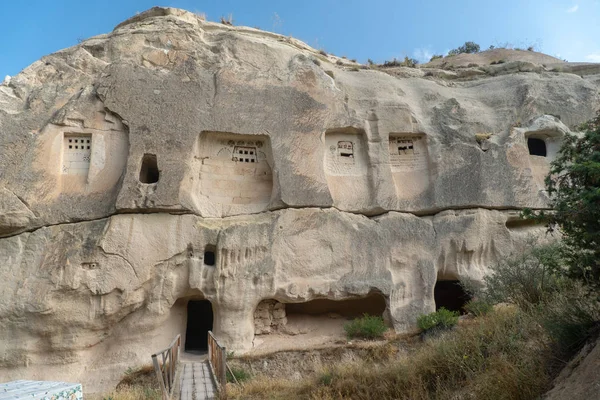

{"left": 434, "top": 280, "right": 471, "bottom": 314}
{"left": 185, "top": 300, "right": 213, "bottom": 353}
{"left": 139, "top": 153, "right": 159, "bottom": 183}
{"left": 204, "top": 245, "right": 216, "bottom": 266}
{"left": 285, "top": 295, "right": 387, "bottom": 318}
{"left": 527, "top": 138, "right": 547, "bottom": 157}
{"left": 254, "top": 294, "right": 388, "bottom": 337}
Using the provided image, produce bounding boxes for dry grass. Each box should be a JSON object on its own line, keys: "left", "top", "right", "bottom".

{"left": 99, "top": 385, "right": 161, "bottom": 400}
{"left": 97, "top": 365, "right": 161, "bottom": 400}
{"left": 228, "top": 308, "right": 553, "bottom": 400}
{"left": 220, "top": 14, "right": 233, "bottom": 25}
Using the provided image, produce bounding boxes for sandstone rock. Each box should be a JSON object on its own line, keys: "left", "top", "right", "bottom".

{"left": 543, "top": 336, "right": 600, "bottom": 400}
{"left": 0, "top": 188, "right": 37, "bottom": 235}
{"left": 422, "top": 48, "right": 565, "bottom": 69}
{"left": 0, "top": 6, "right": 599, "bottom": 394}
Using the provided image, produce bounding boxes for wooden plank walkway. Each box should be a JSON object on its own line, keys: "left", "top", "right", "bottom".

{"left": 179, "top": 361, "right": 218, "bottom": 400}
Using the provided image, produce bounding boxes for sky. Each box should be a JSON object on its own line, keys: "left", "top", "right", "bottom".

{"left": 1, "top": 0, "right": 600, "bottom": 79}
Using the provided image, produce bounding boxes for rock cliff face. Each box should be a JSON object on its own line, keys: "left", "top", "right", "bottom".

{"left": 0, "top": 7, "right": 599, "bottom": 392}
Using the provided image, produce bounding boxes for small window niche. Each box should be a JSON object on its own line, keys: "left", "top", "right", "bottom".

{"left": 388, "top": 134, "right": 428, "bottom": 172}
{"left": 232, "top": 146, "right": 258, "bottom": 163}
{"left": 62, "top": 134, "right": 92, "bottom": 175}
{"left": 337, "top": 141, "right": 355, "bottom": 161}
{"left": 204, "top": 245, "right": 216, "bottom": 266}
{"left": 139, "top": 154, "right": 159, "bottom": 183}
{"left": 527, "top": 137, "right": 547, "bottom": 157}
{"left": 195, "top": 132, "right": 273, "bottom": 208}
{"left": 324, "top": 128, "right": 367, "bottom": 176}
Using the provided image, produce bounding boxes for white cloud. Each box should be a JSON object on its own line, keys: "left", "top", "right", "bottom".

{"left": 567, "top": 4, "right": 579, "bottom": 12}
{"left": 3, "top": 75, "right": 10, "bottom": 84}
{"left": 413, "top": 47, "right": 434, "bottom": 63}
{"left": 586, "top": 53, "right": 600, "bottom": 62}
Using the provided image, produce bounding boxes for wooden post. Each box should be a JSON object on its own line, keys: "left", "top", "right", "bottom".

{"left": 221, "top": 345, "right": 227, "bottom": 395}
{"left": 152, "top": 355, "right": 168, "bottom": 400}
{"left": 150, "top": 334, "right": 181, "bottom": 400}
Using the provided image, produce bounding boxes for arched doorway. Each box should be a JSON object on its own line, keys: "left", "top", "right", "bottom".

{"left": 184, "top": 300, "right": 213, "bottom": 353}
{"left": 434, "top": 280, "right": 471, "bottom": 314}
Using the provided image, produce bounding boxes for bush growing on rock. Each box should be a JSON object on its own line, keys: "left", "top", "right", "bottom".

{"left": 478, "top": 243, "right": 600, "bottom": 357}
{"left": 227, "top": 365, "right": 251, "bottom": 383}
{"left": 448, "top": 41, "right": 480, "bottom": 55}
{"left": 464, "top": 299, "right": 493, "bottom": 316}
{"left": 344, "top": 314, "right": 387, "bottom": 339}
{"left": 481, "top": 243, "right": 564, "bottom": 309}
{"left": 417, "top": 308, "right": 459, "bottom": 333}
{"left": 381, "top": 56, "right": 419, "bottom": 68}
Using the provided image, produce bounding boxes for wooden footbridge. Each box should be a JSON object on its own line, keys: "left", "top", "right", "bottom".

{"left": 151, "top": 331, "right": 236, "bottom": 400}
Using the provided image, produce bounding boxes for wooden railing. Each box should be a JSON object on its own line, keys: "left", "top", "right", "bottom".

{"left": 151, "top": 334, "right": 181, "bottom": 400}
{"left": 208, "top": 330, "right": 227, "bottom": 396}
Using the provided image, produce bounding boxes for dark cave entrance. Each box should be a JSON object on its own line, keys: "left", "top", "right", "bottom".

{"left": 527, "top": 138, "right": 547, "bottom": 157}
{"left": 185, "top": 300, "right": 213, "bottom": 353}
{"left": 285, "top": 294, "right": 387, "bottom": 318}
{"left": 434, "top": 281, "right": 471, "bottom": 314}
{"left": 139, "top": 153, "right": 160, "bottom": 183}
{"left": 204, "top": 245, "right": 216, "bottom": 266}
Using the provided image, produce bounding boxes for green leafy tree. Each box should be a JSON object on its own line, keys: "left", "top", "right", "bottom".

{"left": 448, "top": 41, "right": 480, "bottom": 55}
{"left": 526, "top": 112, "right": 600, "bottom": 285}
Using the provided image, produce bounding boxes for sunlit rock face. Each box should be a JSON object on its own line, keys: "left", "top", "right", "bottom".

{"left": 0, "top": 6, "right": 599, "bottom": 393}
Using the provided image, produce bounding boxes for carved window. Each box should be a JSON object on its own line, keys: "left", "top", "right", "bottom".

{"left": 204, "top": 245, "right": 216, "bottom": 266}
{"left": 232, "top": 146, "right": 258, "bottom": 163}
{"left": 527, "top": 138, "right": 547, "bottom": 157}
{"left": 389, "top": 135, "right": 428, "bottom": 172}
{"left": 139, "top": 154, "right": 159, "bottom": 183}
{"left": 337, "top": 141, "right": 354, "bottom": 163}
{"left": 62, "top": 134, "right": 92, "bottom": 175}
{"left": 396, "top": 139, "right": 415, "bottom": 155}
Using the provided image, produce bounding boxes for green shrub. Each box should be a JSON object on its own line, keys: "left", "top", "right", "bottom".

{"left": 464, "top": 299, "right": 493, "bottom": 316}
{"left": 535, "top": 111, "right": 600, "bottom": 286}
{"left": 448, "top": 41, "right": 480, "bottom": 55}
{"left": 232, "top": 308, "right": 551, "bottom": 399}
{"left": 318, "top": 371, "right": 334, "bottom": 386}
{"left": 539, "top": 283, "right": 600, "bottom": 355}
{"left": 429, "top": 54, "right": 443, "bottom": 61}
{"left": 417, "top": 308, "right": 459, "bottom": 332}
{"left": 381, "top": 56, "right": 419, "bottom": 68}
{"left": 482, "top": 243, "right": 564, "bottom": 309}
{"left": 344, "top": 314, "right": 387, "bottom": 339}
{"left": 481, "top": 243, "right": 600, "bottom": 357}
{"left": 227, "top": 365, "right": 251, "bottom": 383}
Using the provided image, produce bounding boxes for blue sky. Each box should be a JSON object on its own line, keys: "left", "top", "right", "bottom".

{"left": 2, "top": 0, "right": 600, "bottom": 79}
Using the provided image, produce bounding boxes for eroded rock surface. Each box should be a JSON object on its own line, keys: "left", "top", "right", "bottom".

{"left": 0, "top": 6, "right": 599, "bottom": 393}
